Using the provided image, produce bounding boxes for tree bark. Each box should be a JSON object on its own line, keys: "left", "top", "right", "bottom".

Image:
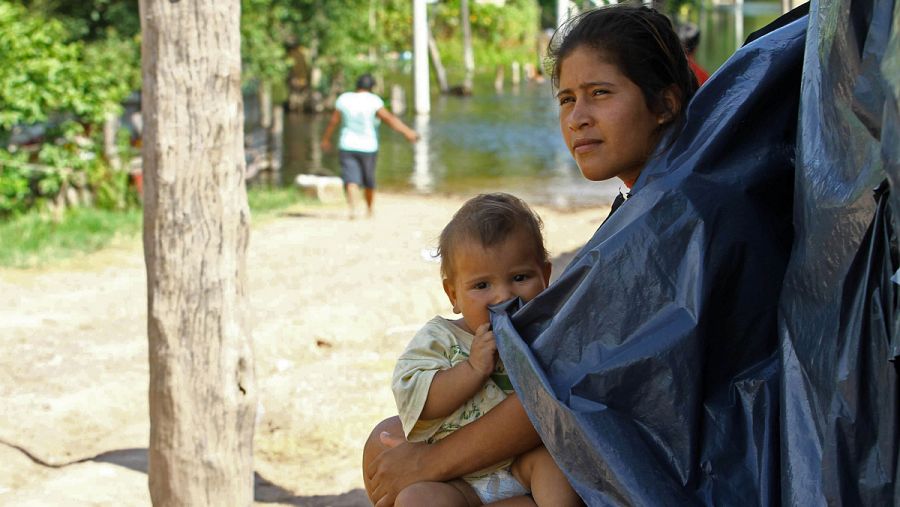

{"left": 139, "top": 0, "right": 256, "bottom": 505}
{"left": 427, "top": 31, "right": 450, "bottom": 94}
{"left": 103, "top": 112, "right": 121, "bottom": 172}
{"left": 460, "top": 0, "right": 475, "bottom": 93}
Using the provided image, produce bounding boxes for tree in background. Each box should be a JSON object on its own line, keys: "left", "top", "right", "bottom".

{"left": 0, "top": 0, "right": 546, "bottom": 216}
{"left": 0, "top": 1, "right": 140, "bottom": 217}
{"left": 430, "top": 0, "right": 540, "bottom": 76}
{"left": 140, "top": 0, "right": 256, "bottom": 503}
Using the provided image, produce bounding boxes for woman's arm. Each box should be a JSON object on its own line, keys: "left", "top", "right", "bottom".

{"left": 320, "top": 109, "right": 341, "bottom": 151}
{"left": 366, "top": 393, "right": 541, "bottom": 506}
{"left": 376, "top": 107, "right": 418, "bottom": 143}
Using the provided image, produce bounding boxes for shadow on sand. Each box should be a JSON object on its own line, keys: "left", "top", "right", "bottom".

{"left": 91, "top": 448, "right": 369, "bottom": 506}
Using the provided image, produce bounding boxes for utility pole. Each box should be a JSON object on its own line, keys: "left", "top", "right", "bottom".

{"left": 413, "top": 0, "right": 430, "bottom": 114}
{"left": 557, "top": 0, "right": 569, "bottom": 28}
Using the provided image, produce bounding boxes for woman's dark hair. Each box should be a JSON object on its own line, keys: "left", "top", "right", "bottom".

{"left": 356, "top": 73, "right": 376, "bottom": 91}
{"left": 548, "top": 5, "right": 697, "bottom": 130}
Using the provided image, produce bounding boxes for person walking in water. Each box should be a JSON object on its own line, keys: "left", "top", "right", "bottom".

{"left": 321, "top": 74, "right": 418, "bottom": 218}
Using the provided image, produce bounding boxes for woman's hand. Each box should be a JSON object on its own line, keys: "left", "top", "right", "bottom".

{"left": 367, "top": 430, "right": 433, "bottom": 506}
{"left": 363, "top": 398, "right": 543, "bottom": 505}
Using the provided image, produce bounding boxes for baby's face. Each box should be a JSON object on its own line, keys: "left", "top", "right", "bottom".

{"left": 443, "top": 230, "right": 550, "bottom": 335}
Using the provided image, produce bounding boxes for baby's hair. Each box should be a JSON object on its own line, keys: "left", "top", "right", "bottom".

{"left": 438, "top": 193, "right": 549, "bottom": 281}
{"left": 547, "top": 4, "right": 697, "bottom": 131}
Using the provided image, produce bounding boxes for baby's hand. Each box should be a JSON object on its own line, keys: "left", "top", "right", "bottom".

{"left": 466, "top": 323, "right": 497, "bottom": 378}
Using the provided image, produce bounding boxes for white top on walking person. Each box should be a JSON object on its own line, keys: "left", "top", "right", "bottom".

{"left": 320, "top": 74, "right": 418, "bottom": 219}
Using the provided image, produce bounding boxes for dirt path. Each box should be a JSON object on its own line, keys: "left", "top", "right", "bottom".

{"left": 0, "top": 191, "right": 605, "bottom": 506}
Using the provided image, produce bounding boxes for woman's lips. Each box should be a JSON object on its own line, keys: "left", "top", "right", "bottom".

{"left": 573, "top": 138, "right": 602, "bottom": 154}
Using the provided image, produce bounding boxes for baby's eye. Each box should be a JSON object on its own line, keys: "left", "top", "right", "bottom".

{"left": 513, "top": 274, "right": 529, "bottom": 282}
{"left": 473, "top": 281, "right": 489, "bottom": 290}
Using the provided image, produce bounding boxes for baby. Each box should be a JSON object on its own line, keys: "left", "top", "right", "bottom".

{"left": 392, "top": 193, "right": 582, "bottom": 506}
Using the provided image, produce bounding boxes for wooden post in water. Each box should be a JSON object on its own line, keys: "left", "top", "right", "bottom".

{"left": 259, "top": 82, "right": 272, "bottom": 129}
{"left": 103, "top": 112, "right": 121, "bottom": 172}
{"left": 267, "top": 105, "right": 283, "bottom": 185}
{"left": 391, "top": 84, "right": 407, "bottom": 116}
{"left": 428, "top": 32, "right": 450, "bottom": 94}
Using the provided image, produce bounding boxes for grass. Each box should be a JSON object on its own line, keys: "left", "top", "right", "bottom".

{"left": 0, "top": 187, "right": 317, "bottom": 269}
{"left": 247, "top": 186, "right": 315, "bottom": 219}
{"left": 0, "top": 207, "right": 143, "bottom": 268}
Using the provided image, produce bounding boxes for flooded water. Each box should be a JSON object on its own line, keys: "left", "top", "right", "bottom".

{"left": 276, "top": 78, "right": 621, "bottom": 210}
{"left": 254, "top": 0, "right": 783, "bottom": 211}
{"left": 696, "top": 1, "right": 783, "bottom": 70}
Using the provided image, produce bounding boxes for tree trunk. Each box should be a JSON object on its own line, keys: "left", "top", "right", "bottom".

{"left": 460, "top": 0, "right": 475, "bottom": 93}
{"left": 139, "top": 0, "right": 256, "bottom": 505}
{"left": 103, "top": 112, "right": 121, "bottom": 171}
{"left": 427, "top": 31, "right": 450, "bottom": 94}
{"left": 266, "top": 105, "right": 284, "bottom": 185}
{"left": 259, "top": 82, "right": 272, "bottom": 129}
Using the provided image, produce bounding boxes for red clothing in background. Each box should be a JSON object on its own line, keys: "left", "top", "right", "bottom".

{"left": 688, "top": 54, "right": 710, "bottom": 85}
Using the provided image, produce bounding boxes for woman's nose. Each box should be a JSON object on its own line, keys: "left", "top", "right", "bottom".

{"left": 567, "top": 103, "right": 592, "bottom": 131}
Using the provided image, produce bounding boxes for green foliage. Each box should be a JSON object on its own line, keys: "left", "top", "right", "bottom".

{"left": 0, "top": 205, "right": 142, "bottom": 268}
{"left": 0, "top": 121, "right": 136, "bottom": 218}
{"left": 0, "top": 0, "right": 544, "bottom": 222}
{"left": 378, "top": 0, "right": 414, "bottom": 53}
{"left": 237, "top": 0, "right": 543, "bottom": 94}
{"left": 0, "top": 3, "right": 79, "bottom": 129}
{"left": 19, "top": 0, "right": 141, "bottom": 41}
{"left": 0, "top": 2, "right": 139, "bottom": 130}
{"left": 432, "top": 0, "right": 541, "bottom": 69}
{"left": 0, "top": 187, "right": 316, "bottom": 268}
{"left": 0, "top": 2, "right": 138, "bottom": 216}
{"left": 241, "top": 0, "right": 294, "bottom": 85}
{"left": 0, "top": 152, "right": 32, "bottom": 216}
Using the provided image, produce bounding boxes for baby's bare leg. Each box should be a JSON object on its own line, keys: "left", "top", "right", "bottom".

{"left": 482, "top": 496, "right": 536, "bottom": 506}
{"left": 510, "top": 446, "right": 583, "bottom": 507}
{"left": 395, "top": 479, "right": 483, "bottom": 507}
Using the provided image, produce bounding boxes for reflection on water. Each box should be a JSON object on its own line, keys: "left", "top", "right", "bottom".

{"left": 280, "top": 78, "right": 620, "bottom": 210}
{"left": 696, "top": 1, "right": 782, "bottom": 71}
{"left": 412, "top": 115, "right": 433, "bottom": 192}
{"left": 266, "top": 1, "right": 782, "bottom": 211}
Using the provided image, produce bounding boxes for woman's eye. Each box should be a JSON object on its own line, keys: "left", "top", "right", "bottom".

{"left": 592, "top": 88, "right": 609, "bottom": 97}
{"left": 558, "top": 96, "right": 574, "bottom": 106}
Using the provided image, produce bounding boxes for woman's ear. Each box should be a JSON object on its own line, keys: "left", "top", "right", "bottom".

{"left": 657, "top": 85, "right": 682, "bottom": 125}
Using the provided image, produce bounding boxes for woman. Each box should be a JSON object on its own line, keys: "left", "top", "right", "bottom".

{"left": 366, "top": 4, "right": 802, "bottom": 505}
{"left": 320, "top": 73, "right": 418, "bottom": 219}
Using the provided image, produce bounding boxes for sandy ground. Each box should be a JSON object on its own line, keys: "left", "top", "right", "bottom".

{"left": 0, "top": 191, "right": 606, "bottom": 506}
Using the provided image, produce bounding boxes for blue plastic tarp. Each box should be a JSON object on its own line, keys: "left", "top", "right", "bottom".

{"left": 491, "top": 0, "right": 898, "bottom": 504}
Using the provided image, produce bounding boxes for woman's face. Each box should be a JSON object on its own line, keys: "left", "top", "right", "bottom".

{"left": 557, "top": 45, "right": 666, "bottom": 186}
